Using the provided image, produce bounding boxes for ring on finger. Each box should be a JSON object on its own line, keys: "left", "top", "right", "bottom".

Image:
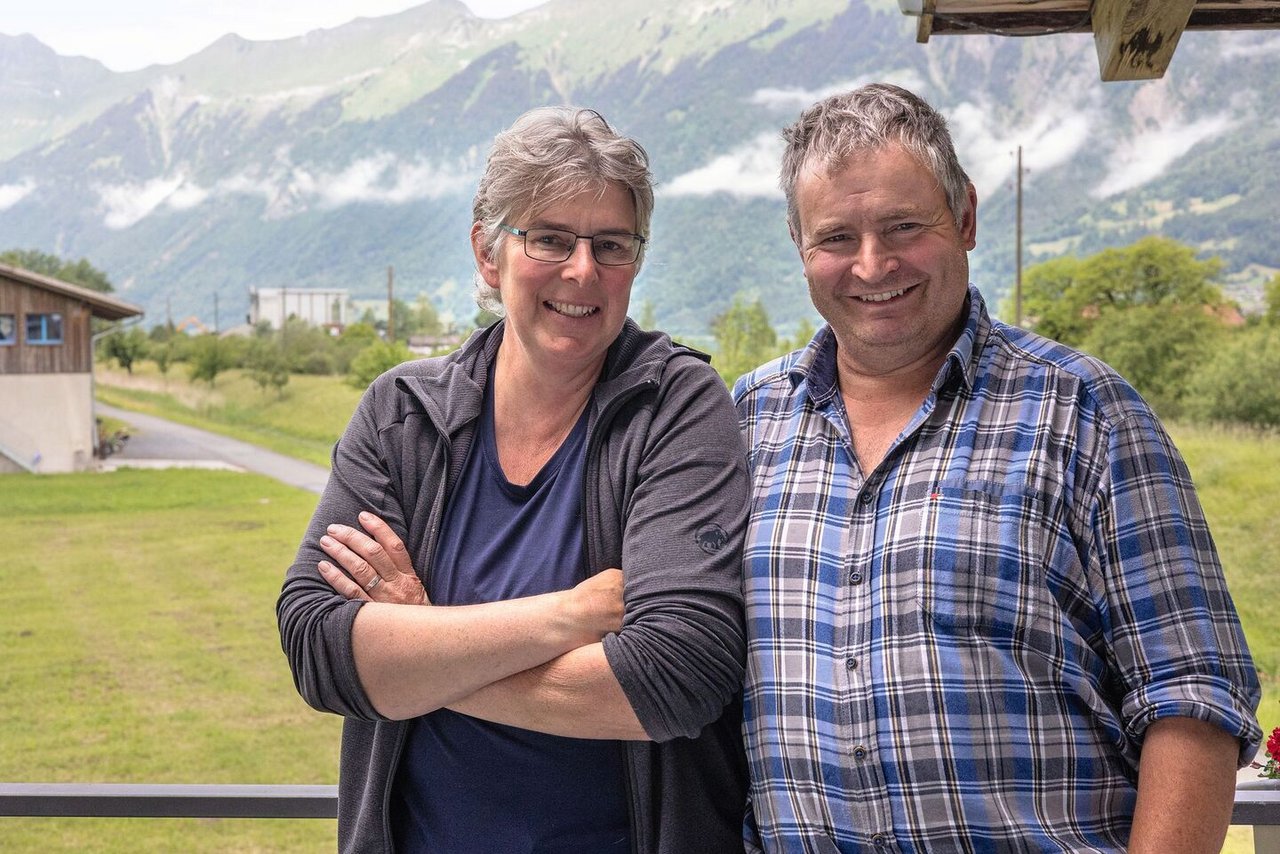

{"left": 365, "top": 575, "right": 383, "bottom": 592}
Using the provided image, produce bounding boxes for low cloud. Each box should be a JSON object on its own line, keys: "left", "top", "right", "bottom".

{"left": 750, "top": 70, "right": 927, "bottom": 113}
{"left": 291, "top": 153, "right": 475, "bottom": 208}
{"left": 660, "top": 133, "right": 784, "bottom": 199}
{"left": 96, "top": 175, "right": 187, "bottom": 229}
{"left": 1093, "top": 114, "right": 1234, "bottom": 198}
{"left": 0, "top": 179, "right": 36, "bottom": 211}
{"left": 91, "top": 151, "right": 476, "bottom": 229}
{"left": 948, "top": 100, "right": 1093, "bottom": 199}
{"left": 665, "top": 84, "right": 1090, "bottom": 203}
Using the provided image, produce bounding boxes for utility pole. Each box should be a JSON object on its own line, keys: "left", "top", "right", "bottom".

{"left": 1015, "top": 145, "right": 1024, "bottom": 327}
{"left": 213, "top": 291, "right": 220, "bottom": 334}
{"left": 387, "top": 266, "right": 395, "bottom": 341}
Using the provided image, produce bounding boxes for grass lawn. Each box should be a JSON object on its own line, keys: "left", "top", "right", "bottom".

{"left": 0, "top": 469, "right": 340, "bottom": 852}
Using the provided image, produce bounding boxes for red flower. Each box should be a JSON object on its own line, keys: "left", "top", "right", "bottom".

{"left": 1269, "top": 728, "right": 1280, "bottom": 761}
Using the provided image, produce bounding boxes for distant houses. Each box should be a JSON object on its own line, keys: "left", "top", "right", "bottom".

{"left": 0, "top": 262, "right": 143, "bottom": 473}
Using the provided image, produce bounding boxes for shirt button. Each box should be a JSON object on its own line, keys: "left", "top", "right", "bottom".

{"left": 859, "top": 492, "right": 874, "bottom": 505}
{"left": 845, "top": 657, "right": 857, "bottom": 670}
{"left": 848, "top": 570, "right": 863, "bottom": 585}
{"left": 871, "top": 832, "right": 889, "bottom": 846}
{"left": 853, "top": 745, "right": 868, "bottom": 760}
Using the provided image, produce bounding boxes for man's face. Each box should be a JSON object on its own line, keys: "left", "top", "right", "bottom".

{"left": 793, "top": 143, "right": 977, "bottom": 378}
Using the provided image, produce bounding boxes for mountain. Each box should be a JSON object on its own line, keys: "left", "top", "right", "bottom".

{"left": 1, "top": 0, "right": 1277, "bottom": 340}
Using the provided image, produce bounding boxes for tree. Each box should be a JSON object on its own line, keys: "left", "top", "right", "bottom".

{"left": 1016, "top": 236, "right": 1226, "bottom": 347}
{"left": 246, "top": 338, "right": 290, "bottom": 398}
{"left": 102, "top": 328, "right": 149, "bottom": 374}
{"left": 1264, "top": 273, "right": 1280, "bottom": 327}
{"left": 473, "top": 307, "right": 502, "bottom": 329}
{"left": 711, "top": 296, "right": 779, "bottom": 384}
{"left": 383, "top": 294, "right": 444, "bottom": 341}
{"left": 347, "top": 339, "right": 415, "bottom": 389}
{"left": 278, "top": 316, "right": 336, "bottom": 375}
{"left": 1184, "top": 325, "right": 1280, "bottom": 428}
{"left": 636, "top": 299, "right": 657, "bottom": 331}
{"left": 334, "top": 322, "right": 380, "bottom": 374}
{"left": 1078, "top": 304, "right": 1224, "bottom": 419}
{"left": 152, "top": 340, "right": 175, "bottom": 378}
{"left": 188, "top": 336, "right": 233, "bottom": 387}
{"left": 787, "top": 317, "right": 818, "bottom": 352}
{"left": 403, "top": 294, "right": 443, "bottom": 339}
{"left": 0, "top": 248, "right": 114, "bottom": 292}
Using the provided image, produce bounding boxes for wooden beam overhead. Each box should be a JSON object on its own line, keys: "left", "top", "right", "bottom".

{"left": 1090, "top": 0, "right": 1198, "bottom": 80}
{"left": 901, "top": 1, "right": 1280, "bottom": 80}
{"left": 916, "top": 0, "right": 936, "bottom": 43}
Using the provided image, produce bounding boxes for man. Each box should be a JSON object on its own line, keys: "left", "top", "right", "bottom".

{"left": 733, "top": 83, "right": 1261, "bottom": 853}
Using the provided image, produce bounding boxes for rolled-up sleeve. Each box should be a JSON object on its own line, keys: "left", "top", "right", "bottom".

{"left": 1096, "top": 410, "right": 1262, "bottom": 766}
{"left": 602, "top": 359, "right": 750, "bottom": 741}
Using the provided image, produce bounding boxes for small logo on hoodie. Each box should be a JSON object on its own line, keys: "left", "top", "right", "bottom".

{"left": 695, "top": 523, "right": 730, "bottom": 555}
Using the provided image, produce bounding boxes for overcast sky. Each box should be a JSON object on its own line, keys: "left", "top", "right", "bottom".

{"left": 2, "top": 0, "right": 550, "bottom": 72}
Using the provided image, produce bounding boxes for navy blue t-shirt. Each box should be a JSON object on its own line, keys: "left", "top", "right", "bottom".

{"left": 390, "top": 376, "right": 630, "bottom": 854}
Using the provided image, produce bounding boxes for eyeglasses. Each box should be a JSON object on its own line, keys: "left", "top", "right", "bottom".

{"left": 499, "top": 224, "right": 646, "bottom": 266}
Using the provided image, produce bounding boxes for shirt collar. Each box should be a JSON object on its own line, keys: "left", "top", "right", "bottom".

{"left": 788, "top": 284, "right": 993, "bottom": 404}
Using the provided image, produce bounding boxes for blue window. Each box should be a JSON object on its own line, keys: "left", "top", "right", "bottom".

{"left": 0, "top": 313, "right": 15, "bottom": 345}
{"left": 26, "top": 313, "right": 63, "bottom": 345}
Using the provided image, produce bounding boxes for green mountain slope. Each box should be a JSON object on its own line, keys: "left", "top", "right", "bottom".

{"left": 1, "top": 0, "right": 1276, "bottom": 336}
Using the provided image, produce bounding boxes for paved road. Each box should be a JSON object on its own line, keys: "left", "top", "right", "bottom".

{"left": 96, "top": 403, "right": 330, "bottom": 495}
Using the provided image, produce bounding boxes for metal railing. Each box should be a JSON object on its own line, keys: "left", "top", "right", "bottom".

{"left": 0, "top": 783, "right": 336, "bottom": 819}
{"left": 1236, "top": 782, "right": 1280, "bottom": 854}
{"left": 1, "top": 783, "right": 1277, "bottom": 851}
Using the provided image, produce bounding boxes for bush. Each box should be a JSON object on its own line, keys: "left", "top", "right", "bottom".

{"left": 1078, "top": 304, "right": 1224, "bottom": 420}
{"left": 1184, "top": 325, "right": 1280, "bottom": 428}
{"left": 347, "top": 339, "right": 416, "bottom": 389}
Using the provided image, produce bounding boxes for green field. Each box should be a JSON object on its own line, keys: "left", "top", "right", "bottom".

{"left": 0, "top": 368, "right": 1273, "bottom": 852}
{"left": 0, "top": 469, "right": 340, "bottom": 852}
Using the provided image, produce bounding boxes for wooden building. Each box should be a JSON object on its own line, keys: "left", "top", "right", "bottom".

{"left": 0, "top": 262, "right": 144, "bottom": 473}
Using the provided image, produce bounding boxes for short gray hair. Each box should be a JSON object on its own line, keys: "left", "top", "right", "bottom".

{"left": 472, "top": 106, "right": 655, "bottom": 315}
{"left": 779, "top": 83, "right": 972, "bottom": 239}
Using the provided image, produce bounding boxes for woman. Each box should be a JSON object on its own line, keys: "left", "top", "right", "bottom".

{"left": 277, "top": 107, "right": 750, "bottom": 853}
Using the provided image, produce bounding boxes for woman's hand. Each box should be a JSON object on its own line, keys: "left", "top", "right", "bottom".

{"left": 318, "top": 511, "right": 429, "bottom": 605}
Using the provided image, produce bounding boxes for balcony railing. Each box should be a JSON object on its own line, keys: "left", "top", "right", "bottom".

{"left": 1, "top": 782, "right": 1278, "bottom": 851}
{"left": 0, "top": 783, "right": 336, "bottom": 819}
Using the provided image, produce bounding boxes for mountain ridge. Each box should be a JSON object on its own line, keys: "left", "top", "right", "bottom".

{"left": 1, "top": 0, "right": 1276, "bottom": 337}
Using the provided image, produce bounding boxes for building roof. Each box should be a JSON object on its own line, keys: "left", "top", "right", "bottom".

{"left": 0, "top": 262, "right": 144, "bottom": 322}
{"left": 899, "top": 0, "right": 1280, "bottom": 80}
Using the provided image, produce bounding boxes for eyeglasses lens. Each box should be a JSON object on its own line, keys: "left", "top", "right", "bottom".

{"left": 522, "top": 228, "right": 639, "bottom": 266}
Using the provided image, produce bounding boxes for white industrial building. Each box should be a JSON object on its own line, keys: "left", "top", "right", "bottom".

{"left": 248, "top": 287, "right": 349, "bottom": 331}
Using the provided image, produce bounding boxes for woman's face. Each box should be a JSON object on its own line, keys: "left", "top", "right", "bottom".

{"left": 473, "top": 182, "right": 638, "bottom": 380}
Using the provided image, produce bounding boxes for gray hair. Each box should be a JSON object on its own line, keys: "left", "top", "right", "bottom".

{"left": 472, "top": 106, "right": 655, "bottom": 315}
{"left": 779, "top": 83, "right": 972, "bottom": 239}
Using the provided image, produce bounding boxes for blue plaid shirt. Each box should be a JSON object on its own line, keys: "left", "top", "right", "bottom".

{"left": 733, "top": 286, "right": 1261, "bottom": 853}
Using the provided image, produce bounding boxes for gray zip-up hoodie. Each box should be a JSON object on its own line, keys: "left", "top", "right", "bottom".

{"left": 277, "top": 318, "right": 749, "bottom": 853}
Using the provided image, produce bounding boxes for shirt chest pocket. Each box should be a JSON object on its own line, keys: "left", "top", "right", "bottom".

{"left": 913, "top": 482, "right": 1057, "bottom": 642}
